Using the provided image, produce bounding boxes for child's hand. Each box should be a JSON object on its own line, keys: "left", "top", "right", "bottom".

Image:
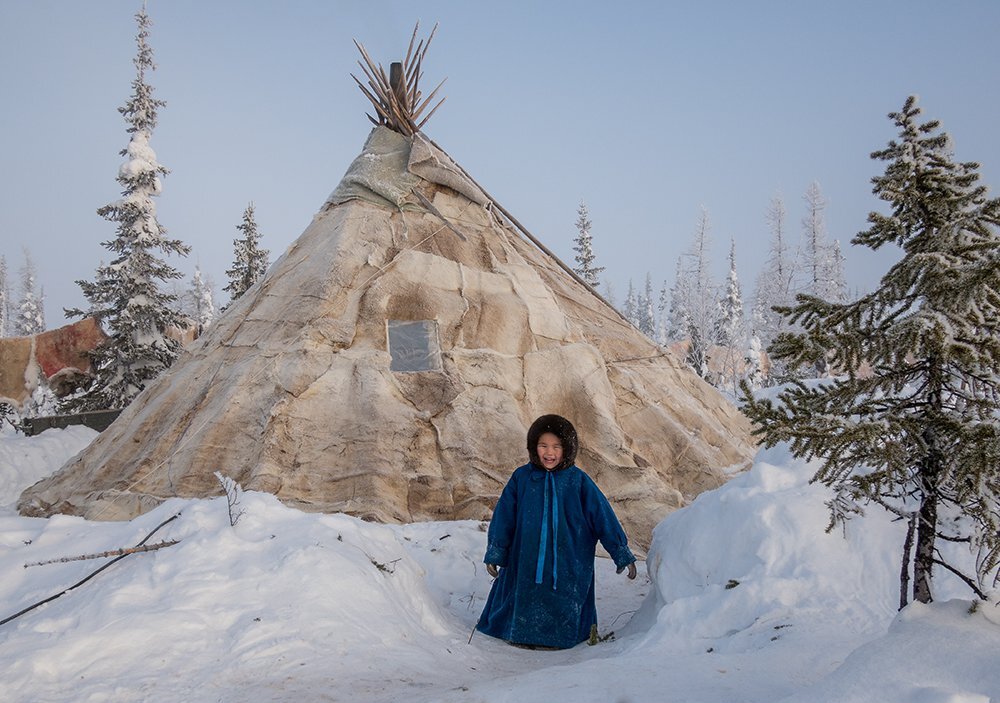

{"left": 617, "top": 562, "right": 637, "bottom": 580}
{"left": 486, "top": 564, "right": 499, "bottom": 578}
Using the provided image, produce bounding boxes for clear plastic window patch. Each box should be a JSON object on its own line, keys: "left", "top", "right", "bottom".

{"left": 387, "top": 320, "right": 443, "bottom": 373}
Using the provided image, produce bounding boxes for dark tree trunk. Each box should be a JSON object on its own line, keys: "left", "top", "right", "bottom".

{"left": 912, "top": 488, "right": 937, "bottom": 603}
{"left": 899, "top": 513, "right": 916, "bottom": 610}
{"left": 913, "top": 359, "right": 943, "bottom": 604}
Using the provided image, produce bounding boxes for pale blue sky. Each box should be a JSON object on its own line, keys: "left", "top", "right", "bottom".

{"left": 1, "top": 1, "right": 998, "bottom": 326}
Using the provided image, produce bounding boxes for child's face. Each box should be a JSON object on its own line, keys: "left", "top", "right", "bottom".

{"left": 536, "top": 432, "right": 564, "bottom": 470}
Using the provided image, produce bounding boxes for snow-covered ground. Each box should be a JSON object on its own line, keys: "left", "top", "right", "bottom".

{"left": 0, "top": 424, "right": 997, "bottom": 702}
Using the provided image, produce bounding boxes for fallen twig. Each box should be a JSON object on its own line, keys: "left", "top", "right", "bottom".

{"left": 0, "top": 512, "right": 181, "bottom": 628}
{"left": 24, "top": 539, "right": 180, "bottom": 568}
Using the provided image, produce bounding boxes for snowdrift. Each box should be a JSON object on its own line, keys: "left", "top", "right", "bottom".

{"left": 1, "top": 428, "right": 997, "bottom": 702}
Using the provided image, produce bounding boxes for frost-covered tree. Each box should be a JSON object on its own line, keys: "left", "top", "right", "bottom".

{"left": 622, "top": 280, "right": 638, "bottom": 327}
{"left": 0, "top": 401, "right": 15, "bottom": 430}
{"left": 715, "top": 240, "right": 745, "bottom": 347}
{"left": 676, "top": 208, "right": 717, "bottom": 378}
{"left": 224, "top": 202, "right": 269, "bottom": 306}
{"left": 743, "top": 334, "right": 765, "bottom": 392}
{"left": 636, "top": 273, "right": 656, "bottom": 338}
{"left": 64, "top": 7, "right": 190, "bottom": 412}
{"left": 799, "top": 182, "right": 828, "bottom": 293}
{"left": 742, "top": 96, "right": 1000, "bottom": 607}
{"left": 186, "top": 266, "right": 216, "bottom": 335}
{"left": 799, "top": 182, "right": 848, "bottom": 305}
{"left": 826, "top": 239, "right": 848, "bottom": 304}
{"left": 34, "top": 287, "right": 46, "bottom": 332}
{"left": 14, "top": 249, "right": 45, "bottom": 336}
{"left": 571, "top": 200, "right": 604, "bottom": 288}
{"left": 656, "top": 280, "right": 670, "bottom": 346}
{"left": 22, "top": 377, "right": 59, "bottom": 418}
{"left": 797, "top": 182, "right": 848, "bottom": 376}
{"left": 752, "top": 193, "right": 797, "bottom": 366}
{"left": 602, "top": 280, "right": 616, "bottom": 308}
{"left": 0, "top": 255, "right": 10, "bottom": 336}
{"left": 685, "top": 322, "right": 709, "bottom": 380}
{"left": 665, "top": 259, "right": 690, "bottom": 343}
{"left": 714, "top": 240, "right": 747, "bottom": 393}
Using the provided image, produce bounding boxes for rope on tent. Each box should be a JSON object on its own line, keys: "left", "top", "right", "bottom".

{"left": 424, "top": 134, "right": 646, "bottom": 338}
{"left": 354, "top": 196, "right": 476, "bottom": 292}
{"left": 406, "top": 140, "right": 680, "bottom": 369}
{"left": 412, "top": 189, "right": 468, "bottom": 241}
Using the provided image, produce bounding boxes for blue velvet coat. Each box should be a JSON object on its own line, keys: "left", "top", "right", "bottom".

{"left": 477, "top": 463, "right": 636, "bottom": 649}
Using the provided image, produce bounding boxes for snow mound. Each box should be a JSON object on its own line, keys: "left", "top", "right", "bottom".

{"left": 636, "top": 442, "right": 973, "bottom": 654}
{"left": 0, "top": 493, "right": 479, "bottom": 702}
{"left": 784, "top": 599, "right": 1000, "bottom": 702}
{"left": 0, "top": 425, "right": 97, "bottom": 510}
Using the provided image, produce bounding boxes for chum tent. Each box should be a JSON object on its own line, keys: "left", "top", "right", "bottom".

{"left": 19, "top": 31, "right": 755, "bottom": 550}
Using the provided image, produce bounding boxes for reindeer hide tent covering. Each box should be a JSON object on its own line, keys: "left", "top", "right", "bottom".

{"left": 18, "top": 127, "right": 755, "bottom": 550}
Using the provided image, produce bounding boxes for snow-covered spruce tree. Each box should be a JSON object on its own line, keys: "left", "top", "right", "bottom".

{"left": 714, "top": 239, "right": 747, "bottom": 393}
{"left": 14, "top": 249, "right": 45, "bottom": 336}
{"left": 187, "top": 266, "right": 216, "bottom": 335}
{"left": 741, "top": 96, "right": 1000, "bottom": 606}
{"left": 715, "top": 239, "right": 746, "bottom": 347}
{"left": 743, "top": 334, "right": 765, "bottom": 392}
{"left": 0, "top": 401, "right": 15, "bottom": 430}
{"left": 223, "top": 201, "right": 269, "bottom": 307}
{"left": 22, "top": 377, "right": 59, "bottom": 418}
{"left": 636, "top": 273, "right": 656, "bottom": 338}
{"left": 0, "top": 255, "right": 10, "bottom": 336}
{"left": 34, "top": 287, "right": 46, "bottom": 333}
{"left": 64, "top": 8, "right": 190, "bottom": 412}
{"left": 571, "top": 200, "right": 604, "bottom": 288}
{"left": 752, "top": 193, "right": 797, "bottom": 382}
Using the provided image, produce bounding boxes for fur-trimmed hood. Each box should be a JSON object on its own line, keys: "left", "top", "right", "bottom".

{"left": 526, "top": 414, "right": 578, "bottom": 471}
